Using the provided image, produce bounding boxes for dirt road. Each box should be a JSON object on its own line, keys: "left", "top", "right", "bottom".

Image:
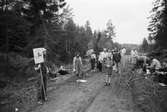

{"left": 30, "top": 69, "right": 143, "bottom": 112}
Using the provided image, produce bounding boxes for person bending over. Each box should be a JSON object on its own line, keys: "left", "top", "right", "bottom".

{"left": 57, "top": 66, "right": 69, "bottom": 75}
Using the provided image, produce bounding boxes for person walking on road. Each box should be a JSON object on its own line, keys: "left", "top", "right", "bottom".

{"left": 104, "top": 55, "right": 113, "bottom": 86}
{"left": 101, "top": 48, "right": 108, "bottom": 72}
{"left": 97, "top": 54, "right": 103, "bottom": 72}
{"left": 121, "top": 48, "right": 126, "bottom": 71}
{"left": 113, "top": 48, "right": 121, "bottom": 73}
{"left": 90, "top": 53, "right": 96, "bottom": 72}
{"left": 73, "top": 53, "right": 83, "bottom": 78}
{"left": 131, "top": 49, "right": 138, "bottom": 65}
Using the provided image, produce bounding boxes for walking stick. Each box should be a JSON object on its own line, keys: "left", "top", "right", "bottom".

{"left": 39, "top": 64, "right": 47, "bottom": 101}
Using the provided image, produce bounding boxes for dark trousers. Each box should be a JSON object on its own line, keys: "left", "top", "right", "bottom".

{"left": 90, "top": 59, "right": 96, "bottom": 70}
{"left": 38, "top": 75, "right": 47, "bottom": 102}
{"left": 58, "top": 70, "right": 69, "bottom": 75}
{"left": 97, "top": 61, "right": 102, "bottom": 72}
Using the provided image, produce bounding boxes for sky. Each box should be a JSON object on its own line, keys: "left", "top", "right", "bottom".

{"left": 66, "top": 0, "right": 153, "bottom": 44}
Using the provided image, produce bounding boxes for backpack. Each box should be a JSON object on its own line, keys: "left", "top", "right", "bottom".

{"left": 113, "top": 52, "right": 121, "bottom": 63}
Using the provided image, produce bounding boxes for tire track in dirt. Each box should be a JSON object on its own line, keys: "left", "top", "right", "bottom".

{"left": 84, "top": 72, "right": 143, "bottom": 112}
{"left": 30, "top": 59, "right": 144, "bottom": 112}
{"left": 30, "top": 72, "right": 105, "bottom": 112}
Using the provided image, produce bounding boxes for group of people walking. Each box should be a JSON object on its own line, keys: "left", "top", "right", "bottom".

{"left": 88, "top": 48, "right": 126, "bottom": 85}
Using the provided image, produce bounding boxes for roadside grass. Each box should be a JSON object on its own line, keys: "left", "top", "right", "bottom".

{"left": 120, "top": 62, "right": 167, "bottom": 112}
{"left": 0, "top": 79, "right": 38, "bottom": 112}
{"left": 131, "top": 71, "right": 167, "bottom": 112}
{"left": 0, "top": 62, "right": 90, "bottom": 112}
{"left": 0, "top": 64, "right": 74, "bottom": 112}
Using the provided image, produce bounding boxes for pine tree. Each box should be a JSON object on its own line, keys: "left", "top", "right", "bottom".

{"left": 106, "top": 19, "right": 116, "bottom": 39}
{"left": 141, "top": 38, "right": 149, "bottom": 52}
{"left": 148, "top": 0, "right": 167, "bottom": 49}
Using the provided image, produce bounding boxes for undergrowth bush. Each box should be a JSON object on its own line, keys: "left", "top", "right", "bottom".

{"left": 131, "top": 72, "right": 167, "bottom": 112}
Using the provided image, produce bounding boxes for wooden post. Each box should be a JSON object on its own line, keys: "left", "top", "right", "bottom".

{"left": 5, "top": 3, "right": 9, "bottom": 76}
{"left": 39, "top": 64, "right": 47, "bottom": 101}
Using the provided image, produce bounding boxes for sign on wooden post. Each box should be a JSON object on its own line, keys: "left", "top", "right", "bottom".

{"left": 33, "top": 48, "right": 46, "bottom": 64}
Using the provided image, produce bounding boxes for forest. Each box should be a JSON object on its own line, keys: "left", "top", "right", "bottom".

{"left": 0, "top": 1, "right": 120, "bottom": 111}
{"left": 0, "top": 0, "right": 120, "bottom": 83}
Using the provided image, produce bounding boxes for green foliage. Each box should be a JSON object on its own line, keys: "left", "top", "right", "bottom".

{"left": 60, "top": 19, "right": 93, "bottom": 62}
{"left": 0, "top": 0, "right": 67, "bottom": 53}
{"left": 0, "top": 6, "right": 31, "bottom": 53}
{"left": 148, "top": 0, "right": 167, "bottom": 49}
{"left": 89, "top": 27, "right": 119, "bottom": 56}
{"left": 141, "top": 38, "right": 149, "bottom": 52}
{"left": 92, "top": 19, "right": 118, "bottom": 53}
{"left": 0, "top": 0, "right": 68, "bottom": 78}
{"left": 106, "top": 19, "right": 116, "bottom": 39}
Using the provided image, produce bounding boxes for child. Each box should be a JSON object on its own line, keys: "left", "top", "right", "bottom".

{"left": 105, "top": 56, "right": 113, "bottom": 86}
{"left": 113, "top": 49, "right": 121, "bottom": 73}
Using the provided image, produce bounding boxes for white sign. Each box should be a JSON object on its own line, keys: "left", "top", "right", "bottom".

{"left": 33, "top": 48, "right": 46, "bottom": 64}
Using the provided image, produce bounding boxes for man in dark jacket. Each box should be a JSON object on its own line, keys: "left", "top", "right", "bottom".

{"left": 35, "top": 51, "right": 49, "bottom": 104}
